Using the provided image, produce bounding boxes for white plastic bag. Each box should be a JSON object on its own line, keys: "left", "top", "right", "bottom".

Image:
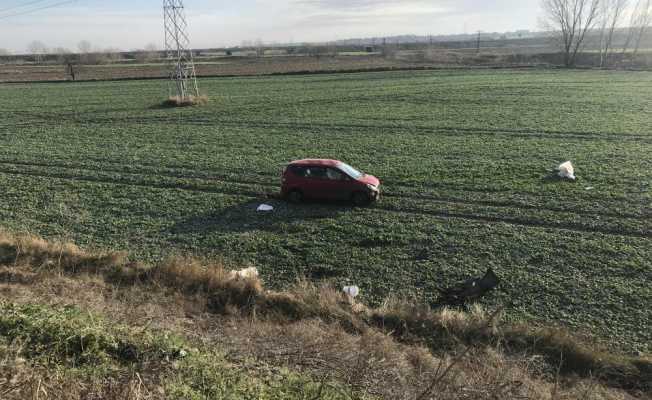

{"left": 343, "top": 286, "right": 360, "bottom": 298}
{"left": 558, "top": 161, "right": 576, "bottom": 180}
{"left": 257, "top": 204, "right": 274, "bottom": 212}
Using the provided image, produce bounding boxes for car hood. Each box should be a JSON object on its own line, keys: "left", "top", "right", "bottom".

{"left": 358, "top": 174, "right": 380, "bottom": 187}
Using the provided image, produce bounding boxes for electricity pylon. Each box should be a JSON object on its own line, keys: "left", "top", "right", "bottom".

{"left": 163, "top": 0, "right": 199, "bottom": 100}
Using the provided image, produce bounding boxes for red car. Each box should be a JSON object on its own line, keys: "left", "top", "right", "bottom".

{"left": 281, "top": 159, "right": 381, "bottom": 206}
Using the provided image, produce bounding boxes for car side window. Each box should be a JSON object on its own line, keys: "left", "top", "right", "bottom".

{"left": 306, "top": 167, "right": 327, "bottom": 179}
{"left": 326, "top": 168, "right": 345, "bottom": 181}
{"left": 290, "top": 165, "right": 307, "bottom": 177}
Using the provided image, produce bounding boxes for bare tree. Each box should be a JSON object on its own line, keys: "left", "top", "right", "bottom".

{"left": 102, "top": 47, "right": 123, "bottom": 63}
{"left": 135, "top": 43, "right": 159, "bottom": 63}
{"left": 77, "top": 40, "right": 92, "bottom": 54}
{"left": 76, "top": 41, "right": 119, "bottom": 65}
{"left": 144, "top": 43, "right": 159, "bottom": 60}
{"left": 27, "top": 40, "right": 48, "bottom": 63}
{"left": 254, "top": 39, "right": 265, "bottom": 58}
{"left": 52, "top": 47, "right": 72, "bottom": 62}
{"left": 623, "top": 0, "right": 652, "bottom": 55}
{"left": 51, "top": 48, "right": 78, "bottom": 80}
{"left": 78, "top": 40, "right": 92, "bottom": 64}
{"left": 541, "top": 0, "right": 602, "bottom": 67}
{"left": 598, "top": 0, "right": 629, "bottom": 67}
{"left": 326, "top": 41, "right": 338, "bottom": 57}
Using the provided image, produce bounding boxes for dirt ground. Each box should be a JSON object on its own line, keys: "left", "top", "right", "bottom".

{"left": 0, "top": 54, "right": 442, "bottom": 82}
{"left": 0, "top": 50, "right": 551, "bottom": 83}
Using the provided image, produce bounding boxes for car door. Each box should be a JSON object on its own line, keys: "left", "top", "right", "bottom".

{"left": 323, "top": 167, "right": 351, "bottom": 200}
{"left": 285, "top": 165, "right": 308, "bottom": 192}
{"left": 302, "top": 166, "right": 327, "bottom": 199}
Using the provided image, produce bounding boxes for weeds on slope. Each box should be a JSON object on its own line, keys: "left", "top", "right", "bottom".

{"left": 0, "top": 302, "right": 364, "bottom": 400}
{"left": 0, "top": 230, "right": 649, "bottom": 395}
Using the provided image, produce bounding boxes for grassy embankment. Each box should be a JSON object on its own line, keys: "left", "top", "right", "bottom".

{"left": 0, "top": 231, "right": 650, "bottom": 399}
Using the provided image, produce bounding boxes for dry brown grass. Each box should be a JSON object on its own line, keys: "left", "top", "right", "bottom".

{"left": 0, "top": 359, "right": 162, "bottom": 400}
{"left": 214, "top": 319, "right": 639, "bottom": 400}
{"left": 0, "top": 230, "right": 127, "bottom": 274}
{"left": 372, "top": 296, "right": 651, "bottom": 393}
{"left": 160, "top": 94, "right": 209, "bottom": 107}
{"left": 259, "top": 280, "right": 369, "bottom": 333}
{"left": 155, "top": 257, "right": 263, "bottom": 314}
{"left": 0, "top": 305, "right": 167, "bottom": 400}
{"left": 0, "top": 231, "right": 649, "bottom": 397}
{"left": 0, "top": 276, "right": 640, "bottom": 399}
{"left": 0, "top": 270, "right": 634, "bottom": 400}
{"left": 0, "top": 231, "right": 262, "bottom": 314}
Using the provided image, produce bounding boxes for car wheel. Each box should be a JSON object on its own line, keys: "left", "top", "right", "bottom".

{"left": 352, "top": 191, "right": 371, "bottom": 207}
{"left": 287, "top": 190, "right": 304, "bottom": 203}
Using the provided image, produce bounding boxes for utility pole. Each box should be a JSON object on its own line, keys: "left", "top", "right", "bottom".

{"left": 163, "top": 0, "right": 200, "bottom": 100}
{"left": 476, "top": 31, "right": 482, "bottom": 53}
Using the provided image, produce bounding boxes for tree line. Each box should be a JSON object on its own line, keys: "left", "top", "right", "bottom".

{"left": 541, "top": 0, "right": 652, "bottom": 67}
{"left": 3, "top": 1, "right": 651, "bottom": 70}
{"left": 1, "top": 40, "right": 161, "bottom": 65}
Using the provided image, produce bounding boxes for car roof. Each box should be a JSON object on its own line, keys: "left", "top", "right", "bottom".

{"left": 289, "top": 159, "right": 342, "bottom": 167}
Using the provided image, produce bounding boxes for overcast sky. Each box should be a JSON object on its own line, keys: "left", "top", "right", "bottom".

{"left": 0, "top": 0, "right": 542, "bottom": 53}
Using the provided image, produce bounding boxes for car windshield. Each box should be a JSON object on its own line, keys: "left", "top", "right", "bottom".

{"left": 338, "top": 162, "right": 363, "bottom": 179}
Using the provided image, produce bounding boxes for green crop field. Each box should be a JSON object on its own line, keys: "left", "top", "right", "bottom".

{"left": 0, "top": 69, "right": 650, "bottom": 352}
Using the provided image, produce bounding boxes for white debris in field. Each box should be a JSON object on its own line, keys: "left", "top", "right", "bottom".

{"left": 230, "top": 267, "right": 259, "bottom": 280}
{"left": 585, "top": 186, "right": 594, "bottom": 191}
{"left": 557, "top": 161, "right": 576, "bottom": 180}
{"left": 343, "top": 286, "right": 360, "bottom": 298}
{"left": 257, "top": 204, "right": 274, "bottom": 212}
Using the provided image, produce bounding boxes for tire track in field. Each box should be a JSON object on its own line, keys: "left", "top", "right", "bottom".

{"left": 180, "top": 119, "right": 651, "bottom": 143}
{"left": 0, "top": 167, "right": 266, "bottom": 199}
{"left": 209, "top": 120, "right": 652, "bottom": 142}
{"left": 0, "top": 158, "right": 648, "bottom": 221}
{"left": 0, "top": 165, "right": 649, "bottom": 239}
{"left": 0, "top": 159, "right": 279, "bottom": 189}
{"left": 11, "top": 155, "right": 517, "bottom": 195}
{"left": 381, "top": 192, "right": 650, "bottom": 220}
{"left": 12, "top": 110, "right": 651, "bottom": 143}
{"left": 373, "top": 203, "right": 651, "bottom": 239}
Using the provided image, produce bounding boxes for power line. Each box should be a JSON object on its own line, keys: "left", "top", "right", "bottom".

{"left": 0, "top": 0, "right": 78, "bottom": 20}
{"left": 0, "top": 0, "right": 51, "bottom": 13}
